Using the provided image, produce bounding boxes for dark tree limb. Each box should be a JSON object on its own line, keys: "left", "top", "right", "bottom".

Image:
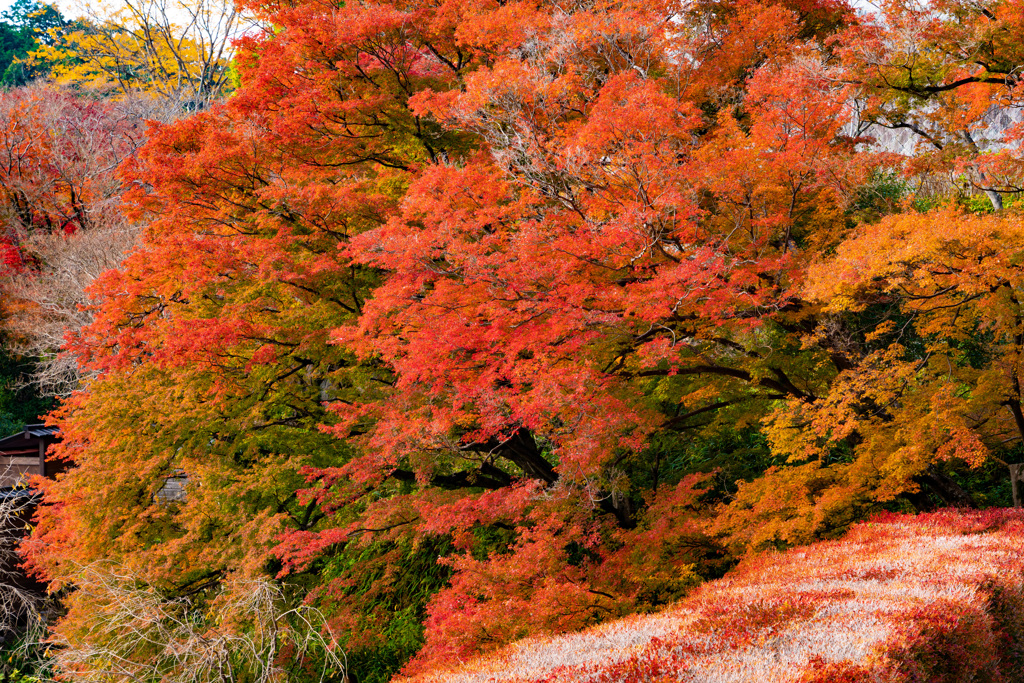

{"left": 389, "top": 462, "right": 512, "bottom": 491}
{"left": 463, "top": 428, "right": 558, "bottom": 484}
{"left": 916, "top": 466, "right": 977, "bottom": 509}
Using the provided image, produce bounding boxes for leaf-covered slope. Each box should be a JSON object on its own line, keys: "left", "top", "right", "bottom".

{"left": 408, "top": 510, "right": 1024, "bottom": 683}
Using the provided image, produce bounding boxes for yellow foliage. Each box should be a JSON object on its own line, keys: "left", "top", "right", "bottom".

{"left": 30, "top": 0, "right": 244, "bottom": 106}
{"left": 713, "top": 209, "right": 1024, "bottom": 549}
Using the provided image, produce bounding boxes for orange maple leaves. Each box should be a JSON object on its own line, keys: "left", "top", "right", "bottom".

{"left": 25, "top": 0, "right": 1024, "bottom": 677}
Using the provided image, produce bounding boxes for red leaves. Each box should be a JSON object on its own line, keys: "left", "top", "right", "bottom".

{"left": 73, "top": 0, "right": 872, "bottom": 669}
{"left": 410, "top": 510, "right": 1024, "bottom": 683}
{"left": 341, "top": 1, "right": 857, "bottom": 500}
{"left": 0, "top": 85, "right": 139, "bottom": 274}
{"left": 37, "top": 0, "right": 1024, "bottom": 677}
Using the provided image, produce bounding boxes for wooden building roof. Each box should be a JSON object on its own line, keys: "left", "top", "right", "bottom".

{"left": 0, "top": 424, "right": 59, "bottom": 488}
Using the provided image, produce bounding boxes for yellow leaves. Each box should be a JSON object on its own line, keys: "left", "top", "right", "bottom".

{"left": 711, "top": 460, "right": 862, "bottom": 549}
{"left": 766, "top": 344, "right": 914, "bottom": 460}
{"left": 805, "top": 207, "right": 1024, "bottom": 447}
{"left": 864, "top": 321, "right": 897, "bottom": 344}
{"left": 34, "top": 0, "right": 242, "bottom": 105}
{"left": 747, "top": 321, "right": 999, "bottom": 546}
{"left": 763, "top": 402, "right": 826, "bottom": 464}
{"left": 809, "top": 208, "right": 1024, "bottom": 307}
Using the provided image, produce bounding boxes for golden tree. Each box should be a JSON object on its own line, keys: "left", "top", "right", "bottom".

{"left": 31, "top": 0, "right": 249, "bottom": 108}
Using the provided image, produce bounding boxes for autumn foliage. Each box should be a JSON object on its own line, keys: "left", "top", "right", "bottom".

{"left": 8, "top": 0, "right": 1024, "bottom": 680}
{"left": 0, "top": 85, "right": 140, "bottom": 268}
{"left": 409, "top": 510, "right": 1024, "bottom": 683}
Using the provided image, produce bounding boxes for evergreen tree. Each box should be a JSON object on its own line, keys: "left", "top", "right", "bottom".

{"left": 0, "top": 1, "right": 70, "bottom": 86}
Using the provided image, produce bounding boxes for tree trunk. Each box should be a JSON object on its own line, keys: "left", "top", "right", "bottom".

{"left": 498, "top": 428, "right": 557, "bottom": 484}
{"left": 1010, "top": 463, "right": 1023, "bottom": 508}
{"left": 917, "top": 466, "right": 977, "bottom": 509}
{"left": 962, "top": 129, "right": 1004, "bottom": 211}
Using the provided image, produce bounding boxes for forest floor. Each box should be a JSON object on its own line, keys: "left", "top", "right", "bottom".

{"left": 409, "top": 509, "right": 1024, "bottom": 683}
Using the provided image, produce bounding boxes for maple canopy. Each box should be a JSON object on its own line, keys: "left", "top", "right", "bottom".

{"left": 15, "top": 0, "right": 1024, "bottom": 680}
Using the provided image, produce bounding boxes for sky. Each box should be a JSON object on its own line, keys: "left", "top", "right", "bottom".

{"left": 0, "top": 0, "right": 75, "bottom": 19}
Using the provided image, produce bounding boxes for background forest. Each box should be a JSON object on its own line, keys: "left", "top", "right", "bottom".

{"left": 3, "top": 0, "right": 1024, "bottom": 680}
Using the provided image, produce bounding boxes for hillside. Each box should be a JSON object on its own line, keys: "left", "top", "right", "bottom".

{"left": 411, "top": 510, "right": 1024, "bottom": 683}
{"left": 8, "top": 0, "right": 1024, "bottom": 679}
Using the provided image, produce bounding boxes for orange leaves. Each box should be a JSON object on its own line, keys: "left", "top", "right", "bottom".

{"left": 808, "top": 209, "right": 1021, "bottom": 308}
{"left": 695, "top": 56, "right": 872, "bottom": 263}
{"left": 831, "top": 0, "right": 1024, "bottom": 201}
{"left": 344, "top": 0, "right": 858, "bottom": 494}
{"left": 687, "top": 0, "right": 803, "bottom": 98}
{"left": 403, "top": 475, "right": 711, "bottom": 674}
{"left": 411, "top": 511, "right": 623, "bottom": 673}
{"left": 25, "top": 0, "right": 474, "bottom": 666}
{"left": 35, "top": 0, "right": 1024, "bottom": 677}
{"left": 807, "top": 210, "right": 1024, "bottom": 370}
{"left": 747, "top": 207, "right": 1024, "bottom": 533}
{"left": 567, "top": 72, "right": 701, "bottom": 217}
